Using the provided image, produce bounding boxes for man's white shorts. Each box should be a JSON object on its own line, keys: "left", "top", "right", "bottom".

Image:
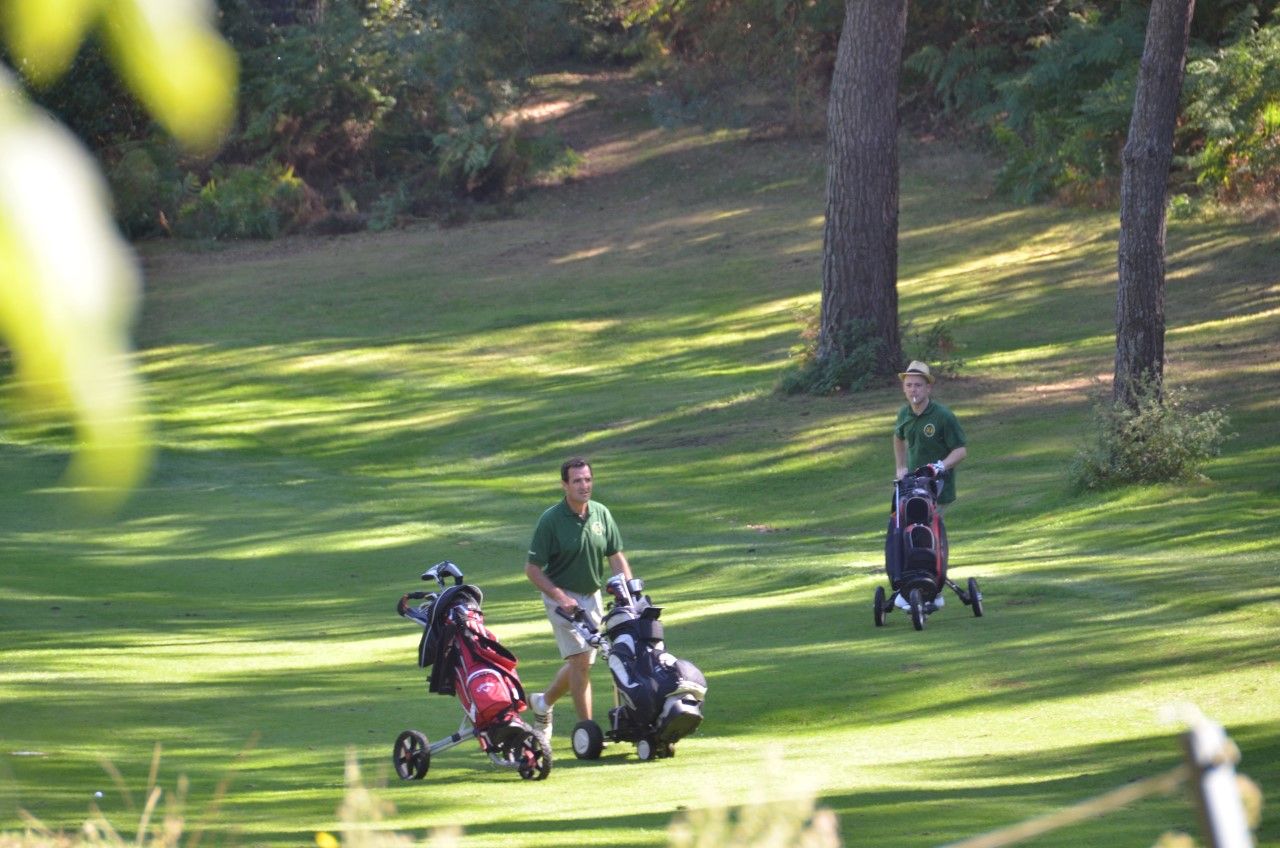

{"left": 542, "top": 589, "right": 604, "bottom": 660}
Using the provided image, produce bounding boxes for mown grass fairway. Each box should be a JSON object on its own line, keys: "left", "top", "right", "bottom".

{"left": 2, "top": 71, "right": 1277, "bottom": 847}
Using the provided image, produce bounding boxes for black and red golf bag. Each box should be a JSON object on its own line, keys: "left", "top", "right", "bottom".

{"left": 392, "top": 561, "right": 550, "bottom": 782}
{"left": 884, "top": 467, "right": 948, "bottom": 604}
{"left": 407, "top": 583, "right": 528, "bottom": 731}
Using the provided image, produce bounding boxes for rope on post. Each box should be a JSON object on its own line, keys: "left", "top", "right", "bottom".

{"left": 939, "top": 704, "right": 1257, "bottom": 848}
{"left": 937, "top": 765, "right": 1189, "bottom": 848}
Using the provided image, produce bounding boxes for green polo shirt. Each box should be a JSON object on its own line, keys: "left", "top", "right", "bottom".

{"left": 527, "top": 499, "right": 623, "bottom": 594}
{"left": 894, "top": 400, "right": 966, "bottom": 504}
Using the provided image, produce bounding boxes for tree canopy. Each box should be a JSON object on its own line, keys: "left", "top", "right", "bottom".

{"left": 5, "top": 0, "right": 1277, "bottom": 240}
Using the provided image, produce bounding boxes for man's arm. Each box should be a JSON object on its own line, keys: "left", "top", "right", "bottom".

{"left": 893, "top": 435, "right": 908, "bottom": 478}
{"left": 609, "top": 551, "right": 632, "bottom": 580}
{"left": 525, "top": 562, "right": 577, "bottom": 611}
{"left": 938, "top": 445, "right": 967, "bottom": 471}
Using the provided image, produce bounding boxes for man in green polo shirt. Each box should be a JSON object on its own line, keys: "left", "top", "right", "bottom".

{"left": 524, "top": 457, "right": 632, "bottom": 748}
{"left": 893, "top": 360, "right": 967, "bottom": 609}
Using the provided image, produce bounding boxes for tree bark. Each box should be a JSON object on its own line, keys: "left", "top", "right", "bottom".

{"left": 819, "top": 0, "right": 907, "bottom": 378}
{"left": 1115, "top": 0, "right": 1196, "bottom": 405}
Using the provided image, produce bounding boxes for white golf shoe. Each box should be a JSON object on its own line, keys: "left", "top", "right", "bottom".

{"left": 530, "top": 692, "right": 553, "bottom": 746}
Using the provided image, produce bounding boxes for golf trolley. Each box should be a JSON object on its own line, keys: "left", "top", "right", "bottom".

{"left": 874, "top": 466, "right": 984, "bottom": 631}
{"left": 391, "top": 561, "right": 551, "bottom": 782}
{"left": 558, "top": 575, "right": 707, "bottom": 762}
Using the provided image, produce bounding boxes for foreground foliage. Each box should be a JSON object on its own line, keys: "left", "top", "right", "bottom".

{"left": 0, "top": 0, "right": 239, "bottom": 503}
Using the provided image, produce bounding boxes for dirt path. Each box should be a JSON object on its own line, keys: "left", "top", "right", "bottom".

{"left": 509, "top": 69, "right": 660, "bottom": 181}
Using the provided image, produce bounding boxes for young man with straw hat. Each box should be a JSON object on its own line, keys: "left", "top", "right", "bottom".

{"left": 893, "top": 360, "right": 967, "bottom": 505}
{"left": 893, "top": 361, "right": 967, "bottom": 608}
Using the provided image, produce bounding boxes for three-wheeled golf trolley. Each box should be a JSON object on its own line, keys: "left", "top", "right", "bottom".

{"left": 391, "top": 561, "right": 551, "bottom": 781}
{"left": 874, "top": 466, "right": 985, "bottom": 631}
{"left": 559, "top": 575, "right": 707, "bottom": 762}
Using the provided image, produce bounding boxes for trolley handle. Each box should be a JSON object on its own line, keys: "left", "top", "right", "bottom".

{"left": 554, "top": 606, "right": 603, "bottom": 647}
{"left": 396, "top": 590, "right": 435, "bottom": 616}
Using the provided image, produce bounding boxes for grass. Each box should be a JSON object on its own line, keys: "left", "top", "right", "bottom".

{"left": 1, "top": 70, "right": 1278, "bottom": 846}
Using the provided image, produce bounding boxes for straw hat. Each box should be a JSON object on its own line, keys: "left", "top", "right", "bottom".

{"left": 897, "top": 360, "right": 934, "bottom": 384}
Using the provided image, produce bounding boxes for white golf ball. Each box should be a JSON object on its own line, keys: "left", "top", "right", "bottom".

{"left": 94, "top": 791, "right": 103, "bottom": 798}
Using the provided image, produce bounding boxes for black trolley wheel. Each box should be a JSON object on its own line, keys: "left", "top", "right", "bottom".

{"left": 873, "top": 586, "right": 887, "bottom": 627}
{"left": 515, "top": 730, "right": 552, "bottom": 780}
{"left": 909, "top": 588, "right": 926, "bottom": 631}
{"left": 393, "top": 730, "right": 430, "bottom": 780}
{"left": 968, "top": 577, "right": 984, "bottom": 617}
{"left": 571, "top": 719, "right": 605, "bottom": 760}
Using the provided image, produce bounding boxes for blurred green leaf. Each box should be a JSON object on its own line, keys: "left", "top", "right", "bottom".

{"left": 102, "top": 0, "right": 238, "bottom": 152}
{"left": 1, "top": 0, "right": 102, "bottom": 86}
{"left": 0, "top": 69, "right": 150, "bottom": 507}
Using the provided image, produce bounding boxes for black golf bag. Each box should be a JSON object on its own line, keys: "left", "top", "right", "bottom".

{"left": 565, "top": 576, "right": 707, "bottom": 761}
{"left": 884, "top": 469, "right": 948, "bottom": 602}
{"left": 873, "top": 468, "right": 984, "bottom": 630}
{"left": 601, "top": 584, "right": 707, "bottom": 747}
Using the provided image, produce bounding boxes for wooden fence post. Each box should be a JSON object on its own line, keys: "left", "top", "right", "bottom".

{"left": 1182, "top": 715, "right": 1253, "bottom": 848}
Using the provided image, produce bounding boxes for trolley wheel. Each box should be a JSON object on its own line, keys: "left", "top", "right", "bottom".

{"left": 909, "top": 589, "right": 926, "bottom": 631}
{"left": 572, "top": 719, "right": 605, "bottom": 760}
{"left": 516, "top": 730, "right": 552, "bottom": 781}
{"left": 873, "top": 586, "right": 887, "bottom": 627}
{"left": 393, "top": 730, "right": 430, "bottom": 780}
{"left": 968, "top": 577, "right": 984, "bottom": 617}
{"left": 636, "top": 736, "right": 659, "bottom": 762}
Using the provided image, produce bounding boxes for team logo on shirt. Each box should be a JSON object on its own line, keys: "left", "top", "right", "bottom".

{"left": 923, "top": 423, "right": 936, "bottom": 437}
{"left": 591, "top": 520, "right": 604, "bottom": 536}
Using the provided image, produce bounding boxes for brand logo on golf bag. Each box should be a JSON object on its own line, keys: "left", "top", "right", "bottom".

{"left": 461, "top": 667, "right": 515, "bottom": 726}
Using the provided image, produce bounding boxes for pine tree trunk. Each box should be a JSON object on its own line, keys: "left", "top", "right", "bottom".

{"left": 1115, "top": 0, "right": 1196, "bottom": 405}
{"left": 819, "top": 0, "right": 907, "bottom": 378}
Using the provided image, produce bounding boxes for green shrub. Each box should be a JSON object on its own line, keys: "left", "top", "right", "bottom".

{"left": 780, "top": 310, "right": 965, "bottom": 395}
{"left": 778, "top": 311, "right": 883, "bottom": 396}
{"left": 1181, "top": 21, "right": 1280, "bottom": 203}
{"left": 519, "top": 131, "right": 585, "bottom": 185}
{"left": 902, "top": 315, "right": 964, "bottom": 378}
{"left": 1068, "top": 375, "right": 1233, "bottom": 492}
{"left": 174, "top": 162, "right": 317, "bottom": 240}
{"left": 632, "top": 0, "right": 840, "bottom": 132}
{"left": 367, "top": 184, "right": 413, "bottom": 232}
{"left": 992, "top": 4, "right": 1146, "bottom": 203}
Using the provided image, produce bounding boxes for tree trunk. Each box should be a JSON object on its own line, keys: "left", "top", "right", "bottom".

{"left": 1115, "top": 0, "right": 1196, "bottom": 405}
{"left": 819, "top": 0, "right": 907, "bottom": 378}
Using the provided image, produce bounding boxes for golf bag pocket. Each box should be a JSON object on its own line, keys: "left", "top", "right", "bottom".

{"left": 457, "top": 666, "right": 518, "bottom": 728}
{"left": 901, "top": 523, "right": 940, "bottom": 575}
{"left": 655, "top": 659, "right": 707, "bottom": 742}
{"left": 903, "top": 494, "right": 934, "bottom": 525}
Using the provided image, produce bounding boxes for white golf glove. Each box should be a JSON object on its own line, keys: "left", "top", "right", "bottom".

{"left": 929, "top": 461, "right": 946, "bottom": 476}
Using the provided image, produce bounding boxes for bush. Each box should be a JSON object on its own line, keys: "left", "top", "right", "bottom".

{"left": 1181, "top": 20, "right": 1280, "bottom": 203}
{"left": 1068, "top": 375, "right": 1233, "bottom": 492}
{"left": 519, "top": 131, "right": 586, "bottom": 185}
{"left": 778, "top": 311, "right": 883, "bottom": 396}
{"left": 106, "top": 143, "right": 194, "bottom": 239}
{"left": 902, "top": 315, "right": 964, "bottom": 379}
{"left": 780, "top": 310, "right": 965, "bottom": 395}
{"left": 173, "top": 162, "right": 321, "bottom": 240}
{"left": 992, "top": 4, "right": 1147, "bottom": 203}
{"left": 633, "top": 0, "right": 841, "bottom": 133}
